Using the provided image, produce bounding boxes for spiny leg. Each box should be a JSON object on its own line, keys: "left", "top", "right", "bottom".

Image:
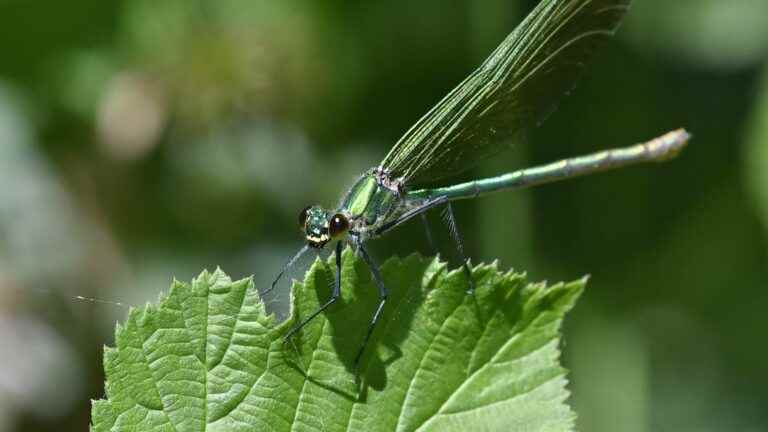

{"left": 374, "top": 197, "right": 474, "bottom": 293}
{"left": 420, "top": 212, "right": 438, "bottom": 255}
{"left": 265, "top": 244, "right": 310, "bottom": 296}
{"left": 375, "top": 195, "right": 448, "bottom": 236}
{"left": 284, "top": 241, "right": 343, "bottom": 341}
{"left": 354, "top": 239, "right": 388, "bottom": 373}
{"left": 374, "top": 195, "right": 473, "bottom": 290}
{"left": 442, "top": 202, "right": 475, "bottom": 293}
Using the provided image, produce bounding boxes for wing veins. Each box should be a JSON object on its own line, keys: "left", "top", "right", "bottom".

{"left": 380, "top": 0, "right": 632, "bottom": 186}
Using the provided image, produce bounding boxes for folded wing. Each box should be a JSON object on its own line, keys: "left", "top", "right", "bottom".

{"left": 379, "top": 0, "right": 632, "bottom": 186}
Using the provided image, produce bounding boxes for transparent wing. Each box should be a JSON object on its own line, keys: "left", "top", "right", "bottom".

{"left": 380, "top": 0, "right": 632, "bottom": 186}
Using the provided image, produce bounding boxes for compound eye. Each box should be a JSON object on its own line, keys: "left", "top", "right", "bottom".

{"left": 329, "top": 213, "right": 349, "bottom": 237}
{"left": 298, "top": 206, "right": 311, "bottom": 228}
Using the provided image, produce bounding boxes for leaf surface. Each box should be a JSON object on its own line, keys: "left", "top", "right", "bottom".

{"left": 92, "top": 250, "right": 584, "bottom": 432}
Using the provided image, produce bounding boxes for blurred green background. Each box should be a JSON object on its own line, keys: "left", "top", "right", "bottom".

{"left": 0, "top": 0, "right": 766, "bottom": 430}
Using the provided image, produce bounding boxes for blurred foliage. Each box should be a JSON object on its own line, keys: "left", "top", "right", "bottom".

{"left": 0, "top": 0, "right": 766, "bottom": 431}
{"left": 747, "top": 68, "right": 768, "bottom": 233}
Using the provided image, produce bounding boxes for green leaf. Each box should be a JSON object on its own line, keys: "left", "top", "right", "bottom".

{"left": 91, "top": 249, "right": 585, "bottom": 431}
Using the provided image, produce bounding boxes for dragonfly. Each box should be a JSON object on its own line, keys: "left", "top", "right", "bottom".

{"left": 268, "top": 0, "right": 690, "bottom": 371}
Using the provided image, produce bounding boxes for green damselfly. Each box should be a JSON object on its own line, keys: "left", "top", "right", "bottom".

{"left": 269, "top": 0, "right": 690, "bottom": 371}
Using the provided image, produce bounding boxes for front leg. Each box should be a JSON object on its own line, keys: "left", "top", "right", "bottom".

{"left": 265, "top": 244, "right": 310, "bottom": 296}
{"left": 284, "top": 241, "right": 343, "bottom": 341}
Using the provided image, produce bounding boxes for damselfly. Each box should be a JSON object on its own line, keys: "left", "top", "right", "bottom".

{"left": 268, "top": 0, "right": 690, "bottom": 371}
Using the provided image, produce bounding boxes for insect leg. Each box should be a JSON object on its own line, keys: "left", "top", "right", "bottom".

{"left": 283, "top": 241, "right": 343, "bottom": 341}
{"left": 264, "top": 244, "right": 310, "bottom": 296}
{"left": 442, "top": 202, "right": 475, "bottom": 294}
{"left": 420, "top": 212, "right": 438, "bottom": 255}
{"left": 353, "top": 239, "right": 388, "bottom": 373}
{"left": 374, "top": 195, "right": 448, "bottom": 236}
{"left": 375, "top": 197, "right": 474, "bottom": 293}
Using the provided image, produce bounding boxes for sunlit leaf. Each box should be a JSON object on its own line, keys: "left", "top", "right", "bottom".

{"left": 91, "top": 250, "right": 584, "bottom": 431}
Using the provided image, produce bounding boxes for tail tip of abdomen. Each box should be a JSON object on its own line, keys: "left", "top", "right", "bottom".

{"left": 652, "top": 128, "right": 691, "bottom": 161}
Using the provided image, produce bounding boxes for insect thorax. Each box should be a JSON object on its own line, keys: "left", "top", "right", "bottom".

{"left": 339, "top": 169, "right": 409, "bottom": 239}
